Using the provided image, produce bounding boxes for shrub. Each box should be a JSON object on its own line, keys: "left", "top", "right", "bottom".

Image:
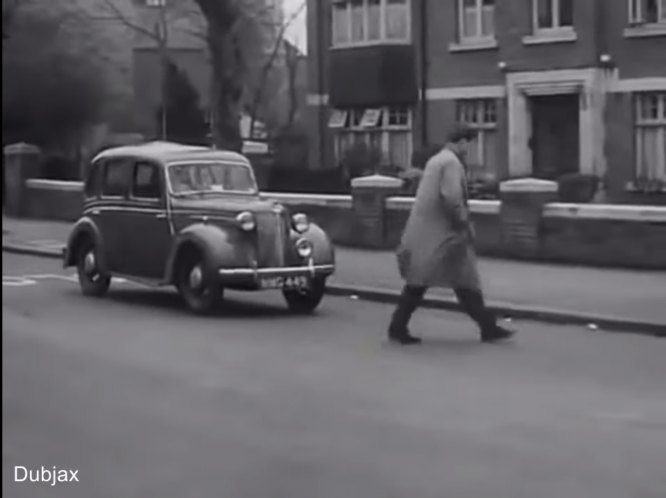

{"left": 557, "top": 173, "right": 600, "bottom": 203}
{"left": 338, "top": 142, "right": 383, "bottom": 180}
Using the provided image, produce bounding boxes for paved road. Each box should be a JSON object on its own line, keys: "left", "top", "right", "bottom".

{"left": 3, "top": 253, "right": 666, "bottom": 498}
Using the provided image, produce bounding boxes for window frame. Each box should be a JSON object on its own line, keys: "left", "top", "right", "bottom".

{"left": 331, "top": 0, "right": 411, "bottom": 48}
{"left": 634, "top": 92, "right": 666, "bottom": 184}
{"left": 628, "top": 0, "right": 666, "bottom": 25}
{"left": 532, "top": 0, "right": 574, "bottom": 34}
{"left": 457, "top": 0, "right": 496, "bottom": 43}
{"left": 455, "top": 99, "right": 499, "bottom": 173}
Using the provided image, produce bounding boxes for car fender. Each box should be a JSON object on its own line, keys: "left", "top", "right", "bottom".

{"left": 296, "top": 222, "right": 335, "bottom": 266}
{"left": 165, "top": 223, "right": 241, "bottom": 283}
{"left": 63, "top": 217, "right": 107, "bottom": 270}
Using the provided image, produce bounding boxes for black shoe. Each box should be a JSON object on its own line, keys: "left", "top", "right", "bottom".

{"left": 481, "top": 325, "right": 515, "bottom": 343}
{"left": 388, "top": 325, "right": 422, "bottom": 345}
{"left": 389, "top": 333, "right": 423, "bottom": 345}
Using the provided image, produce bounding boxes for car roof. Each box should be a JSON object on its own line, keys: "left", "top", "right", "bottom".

{"left": 92, "top": 141, "right": 251, "bottom": 166}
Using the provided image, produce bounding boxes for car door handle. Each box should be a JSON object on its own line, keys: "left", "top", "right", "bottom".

{"left": 156, "top": 213, "right": 168, "bottom": 219}
{"left": 91, "top": 209, "right": 100, "bottom": 215}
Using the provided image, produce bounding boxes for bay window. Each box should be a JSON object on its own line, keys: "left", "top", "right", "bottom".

{"left": 331, "top": 0, "right": 410, "bottom": 47}
{"left": 329, "top": 106, "right": 413, "bottom": 169}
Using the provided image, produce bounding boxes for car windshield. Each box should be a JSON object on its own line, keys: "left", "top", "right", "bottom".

{"left": 168, "top": 162, "right": 257, "bottom": 195}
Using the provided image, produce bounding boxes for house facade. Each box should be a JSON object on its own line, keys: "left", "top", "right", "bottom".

{"left": 307, "top": 0, "right": 666, "bottom": 200}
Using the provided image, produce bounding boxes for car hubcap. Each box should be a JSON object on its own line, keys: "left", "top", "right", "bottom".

{"left": 83, "top": 251, "right": 96, "bottom": 275}
{"left": 189, "top": 265, "right": 204, "bottom": 291}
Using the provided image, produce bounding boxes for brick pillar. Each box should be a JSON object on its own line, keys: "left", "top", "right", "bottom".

{"left": 351, "top": 174, "right": 403, "bottom": 249}
{"left": 3, "top": 143, "right": 42, "bottom": 217}
{"left": 499, "top": 178, "right": 558, "bottom": 258}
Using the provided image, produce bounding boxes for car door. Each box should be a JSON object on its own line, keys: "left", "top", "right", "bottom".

{"left": 97, "top": 157, "right": 133, "bottom": 274}
{"left": 124, "top": 160, "right": 172, "bottom": 280}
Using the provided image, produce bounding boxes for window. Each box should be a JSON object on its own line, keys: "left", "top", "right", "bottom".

{"left": 629, "top": 0, "right": 666, "bottom": 24}
{"left": 168, "top": 163, "right": 257, "bottom": 194}
{"left": 330, "top": 106, "right": 413, "bottom": 170}
{"left": 456, "top": 99, "right": 499, "bottom": 174}
{"left": 533, "top": 0, "right": 573, "bottom": 31}
{"left": 331, "top": 0, "right": 410, "bottom": 47}
{"left": 132, "top": 162, "right": 161, "bottom": 199}
{"left": 102, "top": 159, "right": 132, "bottom": 197}
{"left": 459, "top": 0, "right": 495, "bottom": 41}
{"left": 85, "top": 161, "right": 103, "bottom": 198}
{"left": 634, "top": 92, "right": 666, "bottom": 183}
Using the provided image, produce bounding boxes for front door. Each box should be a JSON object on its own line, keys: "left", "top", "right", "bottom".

{"left": 124, "top": 161, "right": 172, "bottom": 280}
{"left": 530, "top": 94, "right": 580, "bottom": 180}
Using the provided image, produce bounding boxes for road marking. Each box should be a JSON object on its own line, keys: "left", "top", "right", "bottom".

{"left": 2, "top": 274, "right": 129, "bottom": 287}
{"left": 2, "top": 276, "right": 37, "bottom": 286}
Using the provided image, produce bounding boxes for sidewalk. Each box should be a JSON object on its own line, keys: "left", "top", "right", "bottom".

{"left": 3, "top": 215, "right": 665, "bottom": 335}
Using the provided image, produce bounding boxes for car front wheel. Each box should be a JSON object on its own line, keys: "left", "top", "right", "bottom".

{"left": 176, "top": 253, "right": 222, "bottom": 314}
{"left": 76, "top": 242, "right": 111, "bottom": 297}
{"left": 282, "top": 277, "right": 326, "bottom": 314}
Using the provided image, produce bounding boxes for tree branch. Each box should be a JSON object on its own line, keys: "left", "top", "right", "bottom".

{"left": 99, "top": 0, "right": 163, "bottom": 44}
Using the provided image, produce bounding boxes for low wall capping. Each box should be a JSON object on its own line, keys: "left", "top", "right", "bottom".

{"left": 500, "top": 178, "right": 559, "bottom": 193}
{"left": 11, "top": 178, "right": 666, "bottom": 269}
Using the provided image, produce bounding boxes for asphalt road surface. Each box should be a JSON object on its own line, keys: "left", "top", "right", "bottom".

{"left": 3, "top": 253, "right": 666, "bottom": 498}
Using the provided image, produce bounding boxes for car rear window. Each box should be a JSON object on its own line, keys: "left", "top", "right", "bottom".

{"left": 168, "top": 162, "right": 256, "bottom": 195}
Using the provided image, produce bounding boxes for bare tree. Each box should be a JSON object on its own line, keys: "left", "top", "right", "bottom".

{"left": 245, "top": 0, "right": 305, "bottom": 139}
{"left": 283, "top": 39, "right": 303, "bottom": 130}
{"left": 97, "top": 0, "right": 197, "bottom": 139}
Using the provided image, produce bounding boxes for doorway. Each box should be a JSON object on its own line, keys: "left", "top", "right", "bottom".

{"left": 529, "top": 94, "right": 580, "bottom": 180}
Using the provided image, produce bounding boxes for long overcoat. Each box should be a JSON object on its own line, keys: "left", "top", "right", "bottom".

{"left": 397, "top": 147, "right": 481, "bottom": 290}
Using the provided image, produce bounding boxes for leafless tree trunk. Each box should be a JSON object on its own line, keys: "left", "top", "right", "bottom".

{"left": 284, "top": 43, "right": 301, "bottom": 130}
{"left": 247, "top": 1, "right": 305, "bottom": 139}
{"left": 100, "top": 0, "right": 170, "bottom": 139}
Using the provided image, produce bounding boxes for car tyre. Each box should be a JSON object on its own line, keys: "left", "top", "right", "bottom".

{"left": 176, "top": 252, "right": 222, "bottom": 314}
{"left": 76, "top": 241, "right": 111, "bottom": 297}
{"left": 283, "top": 277, "right": 326, "bottom": 314}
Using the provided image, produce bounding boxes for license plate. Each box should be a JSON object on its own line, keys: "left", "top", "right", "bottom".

{"left": 259, "top": 275, "right": 309, "bottom": 290}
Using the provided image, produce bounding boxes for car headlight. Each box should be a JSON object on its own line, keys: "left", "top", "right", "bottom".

{"left": 236, "top": 211, "right": 255, "bottom": 231}
{"left": 295, "top": 238, "right": 313, "bottom": 258}
{"left": 292, "top": 213, "right": 310, "bottom": 233}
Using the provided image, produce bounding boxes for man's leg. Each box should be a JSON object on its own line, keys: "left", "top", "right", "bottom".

{"left": 388, "top": 285, "right": 427, "bottom": 345}
{"left": 453, "top": 288, "right": 515, "bottom": 342}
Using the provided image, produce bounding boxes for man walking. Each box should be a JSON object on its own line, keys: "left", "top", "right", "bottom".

{"left": 388, "top": 126, "right": 515, "bottom": 345}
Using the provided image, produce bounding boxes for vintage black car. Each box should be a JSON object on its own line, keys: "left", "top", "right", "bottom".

{"left": 63, "top": 142, "right": 336, "bottom": 313}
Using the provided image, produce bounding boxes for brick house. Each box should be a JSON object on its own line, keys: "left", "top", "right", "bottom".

{"left": 306, "top": 0, "right": 666, "bottom": 202}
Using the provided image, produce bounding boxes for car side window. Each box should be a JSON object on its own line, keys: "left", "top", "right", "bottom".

{"left": 84, "top": 161, "right": 103, "bottom": 198}
{"left": 132, "top": 162, "right": 161, "bottom": 199}
{"left": 102, "top": 158, "right": 132, "bottom": 197}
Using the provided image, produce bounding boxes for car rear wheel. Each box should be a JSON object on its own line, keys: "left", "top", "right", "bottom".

{"left": 76, "top": 242, "right": 111, "bottom": 297}
{"left": 283, "top": 277, "right": 326, "bottom": 314}
{"left": 176, "top": 253, "right": 222, "bottom": 314}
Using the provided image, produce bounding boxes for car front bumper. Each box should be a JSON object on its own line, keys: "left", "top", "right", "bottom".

{"left": 216, "top": 260, "right": 335, "bottom": 288}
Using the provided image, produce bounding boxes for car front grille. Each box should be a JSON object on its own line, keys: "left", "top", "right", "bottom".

{"left": 255, "top": 210, "right": 291, "bottom": 268}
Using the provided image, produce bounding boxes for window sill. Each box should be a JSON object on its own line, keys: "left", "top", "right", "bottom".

{"left": 330, "top": 40, "right": 412, "bottom": 50}
{"left": 522, "top": 30, "right": 577, "bottom": 45}
{"left": 624, "top": 24, "right": 666, "bottom": 38}
{"left": 449, "top": 38, "right": 498, "bottom": 52}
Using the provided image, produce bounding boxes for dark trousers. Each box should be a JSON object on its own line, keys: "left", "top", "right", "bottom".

{"left": 389, "top": 285, "right": 496, "bottom": 336}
